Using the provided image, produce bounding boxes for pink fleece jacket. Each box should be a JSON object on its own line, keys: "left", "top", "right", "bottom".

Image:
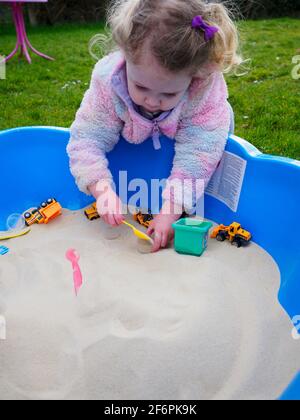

{"left": 67, "top": 50, "right": 231, "bottom": 208}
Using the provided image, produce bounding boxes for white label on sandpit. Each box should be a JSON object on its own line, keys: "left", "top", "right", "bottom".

{"left": 0, "top": 315, "right": 6, "bottom": 340}
{"left": 205, "top": 151, "right": 247, "bottom": 213}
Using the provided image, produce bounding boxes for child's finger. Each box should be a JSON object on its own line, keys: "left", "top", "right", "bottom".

{"left": 115, "top": 213, "right": 125, "bottom": 225}
{"left": 110, "top": 214, "right": 117, "bottom": 225}
{"left": 161, "top": 232, "right": 168, "bottom": 248}
{"left": 147, "top": 226, "right": 155, "bottom": 236}
{"left": 151, "top": 231, "right": 162, "bottom": 253}
{"left": 102, "top": 214, "right": 110, "bottom": 225}
{"left": 169, "top": 229, "right": 175, "bottom": 242}
{"left": 108, "top": 214, "right": 117, "bottom": 226}
{"left": 111, "top": 214, "right": 119, "bottom": 226}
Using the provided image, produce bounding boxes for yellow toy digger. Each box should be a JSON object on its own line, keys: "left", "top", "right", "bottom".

{"left": 210, "top": 222, "right": 251, "bottom": 248}
{"left": 133, "top": 211, "right": 154, "bottom": 229}
{"left": 84, "top": 202, "right": 100, "bottom": 221}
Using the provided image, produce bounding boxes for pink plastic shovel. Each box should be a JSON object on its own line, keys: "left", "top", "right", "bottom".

{"left": 65, "top": 249, "right": 83, "bottom": 296}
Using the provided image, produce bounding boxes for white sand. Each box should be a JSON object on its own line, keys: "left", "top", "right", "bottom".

{"left": 0, "top": 209, "right": 299, "bottom": 400}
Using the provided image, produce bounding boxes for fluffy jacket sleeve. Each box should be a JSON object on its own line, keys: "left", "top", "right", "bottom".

{"left": 162, "top": 72, "right": 231, "bottom": 211}
{"left": 66, "top": 59, "right": 123, "bottom": 195}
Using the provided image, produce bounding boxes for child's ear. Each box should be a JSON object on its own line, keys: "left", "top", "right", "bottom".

{"left": 193, "top": 62, "right": 220, "bottom": 79}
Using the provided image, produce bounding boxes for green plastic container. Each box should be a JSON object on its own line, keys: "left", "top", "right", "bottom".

{"left": 172, "top": 218, "right": 213, "bottom": 257}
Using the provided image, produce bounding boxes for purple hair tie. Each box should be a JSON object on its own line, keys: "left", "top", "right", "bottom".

{"left": 192, "top": 15, "right": 218, "bottom": 41}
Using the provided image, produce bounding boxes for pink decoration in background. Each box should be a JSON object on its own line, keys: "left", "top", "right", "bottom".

{"left": 0, "top": 1, "right": 54, "bottom": 64}
{"left": 65, "top": 249, "right": 83, "bottom": 297}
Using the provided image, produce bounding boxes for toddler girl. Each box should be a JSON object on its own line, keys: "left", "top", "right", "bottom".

{"left": 67, "top": 0, "right": 241, "bottom": 252}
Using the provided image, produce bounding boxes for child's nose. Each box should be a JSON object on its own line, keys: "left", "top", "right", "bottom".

{"left": 145, "top": 96, "right": 160, "bottom": 108}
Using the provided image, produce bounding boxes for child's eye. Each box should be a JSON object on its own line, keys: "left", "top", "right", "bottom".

{"left": 136, "top": 85, "right": 147, "bottom": 91}
{"left": 164, "top": 93, "right": 177, "bottom": 98}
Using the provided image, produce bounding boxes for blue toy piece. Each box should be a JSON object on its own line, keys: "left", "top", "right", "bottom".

{"left": 0, "top": 126, "right": 299, "bottom": 399}
{"left": 0, "top": 246, "right": 9, "bottom": 255}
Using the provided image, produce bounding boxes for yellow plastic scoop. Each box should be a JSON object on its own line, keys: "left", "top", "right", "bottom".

{"left": 0, "top": 227, "right": 31, "bottom": 241}
{"left": 122, "top": 221, "right": 154, "bottom": 245}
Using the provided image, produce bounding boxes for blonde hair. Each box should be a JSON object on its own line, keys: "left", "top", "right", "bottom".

{"left": 104, "top": 0, "right": 243, "bottom": 76}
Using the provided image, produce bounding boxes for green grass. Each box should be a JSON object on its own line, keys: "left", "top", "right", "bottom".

{"left": 0, "top": 18, "right": 299, "bottom": 159}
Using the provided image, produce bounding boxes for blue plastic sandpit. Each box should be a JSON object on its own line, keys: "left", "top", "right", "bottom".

{"left": 0, "top": 126, "right": 299, "bottom": 399}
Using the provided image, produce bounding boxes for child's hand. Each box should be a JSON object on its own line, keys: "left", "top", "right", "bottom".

{"left": 95, "top": 180, "right": 125, "bottom": 226}
{"left": 147, "top": 201, "right": 183, "bottom": 252}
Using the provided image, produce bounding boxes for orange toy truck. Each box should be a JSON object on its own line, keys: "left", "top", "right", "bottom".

{"left": 210, "top": 222, "right": 251, "bottom": 248}
{"left": 24, "top": 198, "right": 62, "bottom": 226}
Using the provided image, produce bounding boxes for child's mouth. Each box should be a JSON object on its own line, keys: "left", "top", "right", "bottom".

{"left": 144, "top": 107, "right": 161, "bottom": 113}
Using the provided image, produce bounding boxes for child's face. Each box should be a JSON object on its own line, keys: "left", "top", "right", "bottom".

{"left": 126, "top": 49, "right": 192, "bottom": 113}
